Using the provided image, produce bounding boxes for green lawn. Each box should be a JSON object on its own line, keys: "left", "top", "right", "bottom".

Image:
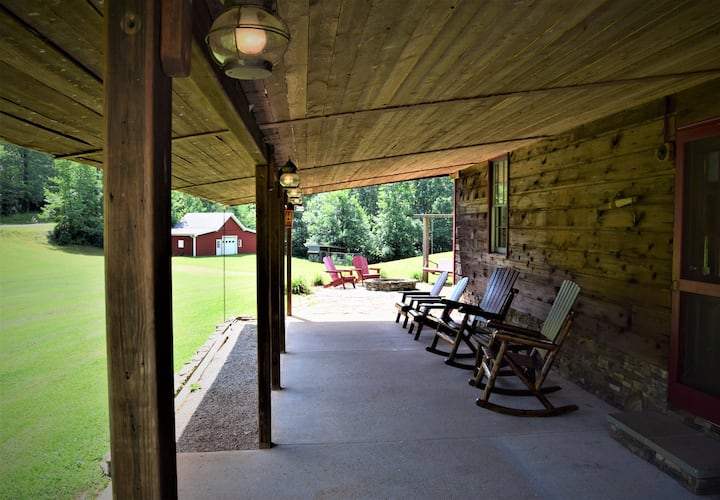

{"left": 0, "top": 224, "right": 448, "bottom": 498}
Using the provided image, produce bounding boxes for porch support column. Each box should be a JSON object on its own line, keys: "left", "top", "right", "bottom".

{"left": 422, "top": 216, "right": 431, "bottom": 282}
{"left": 255, "top": 162, "right": 273, "bottom": 447}
{"left": 270, "top": 177, "right": 284, "bottom": 385}
{"left": 104, "top": 0, "right": 177, "bottom": 497}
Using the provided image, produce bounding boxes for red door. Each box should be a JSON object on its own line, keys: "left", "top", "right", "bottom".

{"left": 669, "top": 118, "right": 720, "bottom": 424}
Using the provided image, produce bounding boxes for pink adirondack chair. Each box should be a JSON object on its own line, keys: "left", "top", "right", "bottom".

{"left": 352, "top": 255, "right": 381, "bottom": 285}
{"left": 323, "top": 256, "right": 356, "bottom": 289}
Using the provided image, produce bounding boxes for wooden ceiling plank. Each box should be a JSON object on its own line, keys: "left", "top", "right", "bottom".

{"left": 342, "top": 0, "right": 418, "bottom": 113}
{"left": 561, "top": 5, "right": 720, "bottom": 85}
{"left": 451, "top": 0, "right": 601, "bottom": 97}
{"left": 278, "top": 0, "right": 309, "bottom": 121}
{"left": 321, "top": 0, "right": 373, "bottom": 116}
{"left": 370, "top": 0, "right": 459, "bottom": 109}
{"left": 0, "top": 64, "right": 102, "bottom": 144}
{"left": 2, "top": 0, "right": 104, "bottom": 79}
{"left": 386, "top": 1, "right": 490, "bottom": 104}
{"left": 497, "top": 0, "right": 692, "bottom": 91}
{"left": 305, "top": 0, "right": 342, "bottom": 117}
{"left": 0, "top": 12, "right": 103, "bottom": 112}
{"left": 0, "top": 112, "right": 95, "bottom": 156}
{"left": 423, "top": 3, "right": 533, "bottom": 101}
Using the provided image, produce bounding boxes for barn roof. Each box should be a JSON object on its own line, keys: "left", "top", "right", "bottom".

{"left": 171, "top": 212, "right": 254, "bottom": 237}
{"left": 1, "top": 1, "right": 719, "bottom": 205}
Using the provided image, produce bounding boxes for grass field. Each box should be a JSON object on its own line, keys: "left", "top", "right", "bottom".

{"left": 0, "top": 223, "right": 447, "bottom": 498}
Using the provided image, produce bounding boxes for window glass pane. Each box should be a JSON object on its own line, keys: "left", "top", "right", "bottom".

{"left": 682, "top": 136, "right": 720, "bottom": 283}
{"left": 679, "top": 292, "right": 720, "bottom": 398}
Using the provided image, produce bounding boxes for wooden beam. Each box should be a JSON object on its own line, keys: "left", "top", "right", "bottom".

{"left": 104, "top": 1, "right": 177, "bottom": 497}
{"left": 190, "top": 0, "right": 267, "bottom": 163}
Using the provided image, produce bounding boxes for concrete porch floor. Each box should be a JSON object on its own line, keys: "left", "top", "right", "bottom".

{"left": 172, "top": 286, "right": 696, "bottom": 499}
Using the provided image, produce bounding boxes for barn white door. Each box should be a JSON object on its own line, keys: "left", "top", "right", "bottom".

{"left": 216, "top": 236, "right": 238, "bottom": 256}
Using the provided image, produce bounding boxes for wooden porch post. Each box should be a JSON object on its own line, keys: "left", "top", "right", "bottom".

{"left": 270, "top": 169, "right": 283, "bottom": 389}
{"left": 422, "top": 216, "right": 431, "bottom": 282}
{"left": 256, "top": 162, "right": 273, "bottom": 447}
{"left": 104, "top": 0, "right": 177, "bottom": 497}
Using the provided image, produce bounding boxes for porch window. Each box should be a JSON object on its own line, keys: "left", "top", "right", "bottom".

{"left": 489, "top": 154, "right": 509, "bottom": 255}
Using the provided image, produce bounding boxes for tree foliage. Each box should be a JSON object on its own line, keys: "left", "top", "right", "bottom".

{"left": 295, "top": 176, "right": 453, "bottom": 262}
{"left": 302, "top": 191, "right": 370, "bottom": 254}
{"left": 42, "top": 160, "right": 104, "bottom": 247}
{"left": 0, "top": 142, "right": 55, "bottom": 217}
{"left": 369, "top": 182, "right": 420, "bottom": 261}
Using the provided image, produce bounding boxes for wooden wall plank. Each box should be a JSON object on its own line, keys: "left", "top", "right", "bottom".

{"left": 455, "top": 80, "right": 720, "bottom": 413}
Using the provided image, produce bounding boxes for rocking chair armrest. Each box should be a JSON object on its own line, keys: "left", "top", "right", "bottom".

{"left": 325, "top": 269, "right": 355, "bottom": 277}
{"left": 493, "top": 331, "right": 557, "bottom": 350}
{"left": 416, "top": 302, "right": 448, "bottom": 312}
{"left": 486, "top": 321, "right": 542, "bottom": 338}
{"left": 411, "top": 297, "right": 445, "bottom": 308}
{"left": 400, "top": 291, "right": 432, "bottom": 301}
{"left": 457, "top": 303, "right": 503, "bottom": 321}
{"left": 439, "top": 298, "right": 464, "bottom": 309}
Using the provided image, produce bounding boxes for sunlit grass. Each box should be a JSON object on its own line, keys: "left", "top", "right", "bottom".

{"left": 0, "top": 224, "right": 450, "bottom": 497}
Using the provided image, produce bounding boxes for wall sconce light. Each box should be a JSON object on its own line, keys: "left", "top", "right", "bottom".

{"left": 278, "top": 160, "right": 300, "bottom": 188}
{"left": 206, "top": 3, "right": 291, "bottom": 80}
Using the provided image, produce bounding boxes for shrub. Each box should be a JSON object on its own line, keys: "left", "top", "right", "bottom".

{"left": 291, "top": 277, "right": 312, "bottom": 295}
{"left": 312, "top": 274, "right": 324, "bottom": 287}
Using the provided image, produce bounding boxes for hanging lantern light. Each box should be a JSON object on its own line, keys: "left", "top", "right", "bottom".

{"left": 278, "top": 160, "right": 300, "bottom": 188}
{"left": 206, "top": 3, "right": 291, "bottom": 80}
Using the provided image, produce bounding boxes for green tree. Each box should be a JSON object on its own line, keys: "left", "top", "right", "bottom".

{"left": 232, "top": 203, "right": 256, "bottom": 230}
{"left": 290, "top": 209, "right": 308, "bottom": 257}
{"left": 369, "top": 182, "right": 420, "bottom": 261}
{"left": 302, "top": 191, "right": 370, "bottom": 254}
{"left": 414, "top": 177, "right": 454, "bottom": 253}
{"left": 42, "top": 160, "right": 103, "bottom": 247}
{"left": 354, "top": 185, "right": 379, "bottom": 217}
{"left": 0, "top": 142, "right": 55, "bottom": 216}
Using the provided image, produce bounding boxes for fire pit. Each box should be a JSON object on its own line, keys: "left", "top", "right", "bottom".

{"left": 364, "top": 278, "right": 418, "bottom": 292}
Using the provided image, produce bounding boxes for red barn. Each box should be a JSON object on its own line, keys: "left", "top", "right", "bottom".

{"left": 171, "top": 213, "right": 256, "bottom": 257}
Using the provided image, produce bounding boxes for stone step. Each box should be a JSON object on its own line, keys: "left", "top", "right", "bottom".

{"left": 608, "top": 411, "right": 720, "bottom": 495}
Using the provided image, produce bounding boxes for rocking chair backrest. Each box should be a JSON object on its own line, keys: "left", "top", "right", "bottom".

{"left": 478, "top": 267, "right": 520, "bottom": 315}
{"left": 429, "top": 271, "right": 449, "bottom": 296}
{"left": 539, "top": 280, "right": 581, "bottom": 342}
{"left": 449, "top": 277, "right": 469, "bottom": 301}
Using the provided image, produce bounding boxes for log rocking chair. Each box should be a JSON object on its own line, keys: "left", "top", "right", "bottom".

{"left": 406, "top": 277, "right": 469, "bottom": 339}
{"left": 394, "top": 271, "right": 449, "bottom": 328}
{"left": 425, "top": 267, "right": 519, "bottom": 370}
{"left": 471, "top": 280, "right": 581, "bottom": 417}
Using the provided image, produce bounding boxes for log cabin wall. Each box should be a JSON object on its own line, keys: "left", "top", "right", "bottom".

{"left": 455, "top": 78, "right": 720, "bottom": 414}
